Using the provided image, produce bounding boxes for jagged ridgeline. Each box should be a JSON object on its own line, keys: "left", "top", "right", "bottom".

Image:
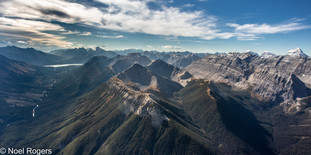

{"left": 0, "top": 46, "right": 311, "bottom": 155}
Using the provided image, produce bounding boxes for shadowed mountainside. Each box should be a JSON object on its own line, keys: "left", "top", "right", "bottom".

{"left": 0, "top": 46, "right": 63, "bottom": 66}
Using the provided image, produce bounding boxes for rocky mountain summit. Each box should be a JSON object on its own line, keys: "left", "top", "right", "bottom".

{"left": 287, "top": 48, "right": 308, "bottom": 57}
{"left": 185, "top": 51, "right": 311, "bottom": 111}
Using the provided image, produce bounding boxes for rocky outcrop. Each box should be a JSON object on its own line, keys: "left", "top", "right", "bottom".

{"left": 185, "top": 52, "right": 311, "bottom": 110}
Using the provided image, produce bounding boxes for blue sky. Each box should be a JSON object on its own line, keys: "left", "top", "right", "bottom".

{"left": 0, "top": 0, "right": 310, "bottom": 55}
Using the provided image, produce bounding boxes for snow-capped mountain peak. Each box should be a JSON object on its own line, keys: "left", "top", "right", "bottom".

{"left": 261, "top": 51, "right": 276, "bottom": 58}
{"left": 287, "top": 48, "right": 308, "bottom": 57}
{"left": 245, "top": 50, "right": 259, "bottom": 56}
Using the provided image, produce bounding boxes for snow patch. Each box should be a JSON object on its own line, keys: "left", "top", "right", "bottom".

{"left": 44, "top": 64, "right": 82, "bottom": 68}
{"left": 287, "top": 48, "right": 308, "bottom": 57}
{"left": 245, "top": 50, "right": 259, "bottom": 56}
{"left": 149, "top": 75, "right": 158, "bottom": 89}
{"left": 32, "top": 105, "right": 39, "bottom": 118}
{"left": 261, "top": 51, "right": 276, "bottom": 58}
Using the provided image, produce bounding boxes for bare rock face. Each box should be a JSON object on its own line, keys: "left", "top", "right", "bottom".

{"left": 185, "top": 52, "right": 311, "bottom": 111}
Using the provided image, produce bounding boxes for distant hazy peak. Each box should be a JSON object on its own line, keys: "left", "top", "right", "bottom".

{"left": 287, "top": 48, "right": 308, "bottom": 57}
{"left": 127, "top": 52, "right": 143, "bottom": 57}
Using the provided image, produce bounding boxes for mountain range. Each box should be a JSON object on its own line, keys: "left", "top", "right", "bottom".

{"left": 0, "top": 46, "right": 310, "bottom": 155}
{"left": 0, "top": 46, "right": 63, "bottom": 66}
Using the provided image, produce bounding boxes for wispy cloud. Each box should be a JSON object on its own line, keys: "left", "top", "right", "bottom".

{"left": 228, "top": 20, "right": 310, "bottom": 40}
{"left": 17, "top": 40, "right": 27, "bottom": 44}
{"left": 98, "top": 35, "right": 124, "bottom": 39}
{"left": 0, "top": 17, "right": 72, "bottom": 47}
{"left": 0, "top": 17, "right": 64, "bottom": 31}
{"left": 162, "top": 45, "right": 181, "bottom": 50}
{"left": 79, "top": 32, "right": 92, "bottom": 36}
{"left": 61, "top": 30, "right": 92, "bottom": 36}
{"left": 61, "top": 30, "right": 80, "bottom": 35}
{"left": 183, "top": 4, "right": 195, "bottom": 8}
{"left": 228, "top": 22, "right": 309, "bottom": 34}
{"left": 0, "top": 0, "right": 103, "bottom": 24}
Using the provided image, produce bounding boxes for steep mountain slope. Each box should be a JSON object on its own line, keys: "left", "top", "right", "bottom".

{"left": 0, "top": 55, "right": 58, "bottom": 104}
{"left": 0, "top": 55, "right": 54, "bottom": 134}
{"left": 0, "top": 77, "right": 217, "bottom": 155}
{"left": 185, "top": 52, "right": 311, "bottom": 110}
{"left": 0, "top": 46, "right": 63, "bottom": 66}
{"left": 179, "top": 79, "right": 311, "bottom": 155}
{"left": 178, "top": 80, "right": 275, "bottom": 154}
{"left": 51, "top": 56, "right": 115, "bottom": 98}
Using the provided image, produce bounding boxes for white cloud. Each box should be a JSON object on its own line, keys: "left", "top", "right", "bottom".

{"left": 0, "top": 17, "right": 72, "bottom": 47}
{"left": 61, "top": 30, "right": 80, "bottom": 35}
{"left": 228, "top": 20, "right": 310, "bottom": 40}
{"left": 17, "top": 40, "right": 27, "bottom": 44}
{"left": 234, "top": 33, "right": 262, "bottom": 41}
{"left": 0, "top": 0, "right": 103, "bottom": 24}
{"left": 228, "top": 22, "right": 309, "bottom": 34}
{"left": 183, "top": 4, "right": 195, "bottom": 8}
{"left": 0, "top": 0, "right": 231, "bottom": 41}
{"left": 0, "top": 17, "right": 64, "bottom": 31}
{"left": 87, "top": 45, "right": 97, "bottom": 50}
{"left": 61, "top": 30, "right": 92, "bottom": 36}
{"left": 79, "top": 32, "right": 92, "bottom": 36}
{"left": 146, "top": 45, "right": 152, "bottom": 48}
{"left": 98, "top": 35, "right": 124, "bottom": 38}
{"left": 162, "top": 45, "right": 181, "bottom": 50}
